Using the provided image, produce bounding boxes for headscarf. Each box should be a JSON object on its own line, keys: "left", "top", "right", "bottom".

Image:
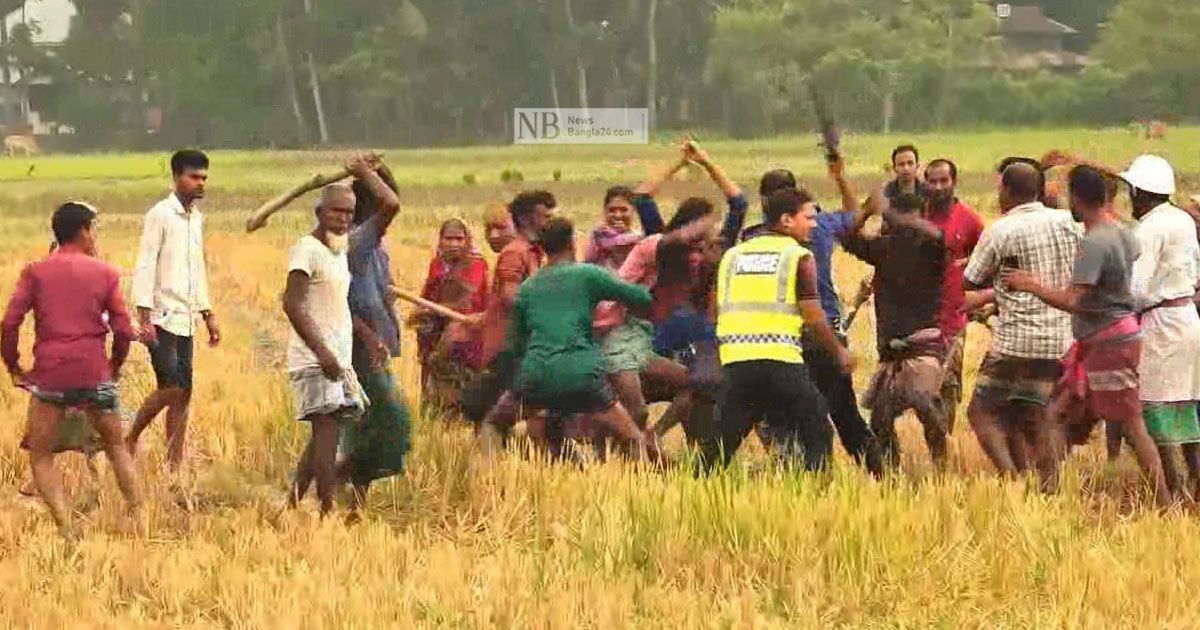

{"left": 436, "top": 217, "right": 483, "bottom": 262}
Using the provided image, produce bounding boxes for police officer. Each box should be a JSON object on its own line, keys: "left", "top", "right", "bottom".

{"left": 701, "top": 188, "right": 856, "bottom": 472}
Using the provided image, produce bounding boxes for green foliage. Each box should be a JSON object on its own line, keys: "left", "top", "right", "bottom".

{"left": 29, "top": 0, "right": 1200, "bottom": 148}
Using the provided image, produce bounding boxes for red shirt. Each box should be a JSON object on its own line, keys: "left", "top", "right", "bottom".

{"left": 479, "top": 236, "right": 543, "bottom": 367}
{"left": 925, "top": 200, "right": 984, "bottom": 338}
{"left": 2, "top": 246, "right": 136, "bottom": 391}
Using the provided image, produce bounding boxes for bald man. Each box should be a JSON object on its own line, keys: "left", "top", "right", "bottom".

{"left": 963, "top": 161, "right": 1082, "bottom": 485}
{"left": 283, "top": 157, "right": 383, "bottom": 517}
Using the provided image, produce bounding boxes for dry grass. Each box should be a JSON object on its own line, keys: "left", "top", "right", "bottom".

{"left": 1, "top": 132, "right": 1199, "bottom": 627}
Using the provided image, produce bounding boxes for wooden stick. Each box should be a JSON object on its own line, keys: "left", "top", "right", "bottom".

{"left": 244, "top": 152, "right": 382, "bottom": 233}
{"left": 245, "top": 169, "right": 353, "bottom": 233}
{"left": 395, "top": 288, "right": 470, "bottom": 324}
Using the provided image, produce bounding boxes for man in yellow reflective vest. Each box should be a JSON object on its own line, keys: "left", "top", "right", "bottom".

{"left": 701, "top": 188, "right": 857, "bottom": 471}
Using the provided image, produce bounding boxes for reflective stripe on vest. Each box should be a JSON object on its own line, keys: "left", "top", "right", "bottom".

{"left": 716, "top": 235, "right": 808, "bottom": 365}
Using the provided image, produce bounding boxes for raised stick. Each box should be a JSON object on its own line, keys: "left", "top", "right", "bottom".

{"left": 394, "top": 288, "right": 469, "bottom": 324}
{"left": 245, "top": 169, "right": 353, "bottom": 233}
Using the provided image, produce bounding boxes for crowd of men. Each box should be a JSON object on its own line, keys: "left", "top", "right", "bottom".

{"left": 5, "top": 140, "right": 1200, "bottom": 536}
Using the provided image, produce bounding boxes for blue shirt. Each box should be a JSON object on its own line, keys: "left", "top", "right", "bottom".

{"left": 348, "top": 215, "right": 401, "bottom": 360}
{"left": 740, "top": 207, "right": 857, "bottom": 328}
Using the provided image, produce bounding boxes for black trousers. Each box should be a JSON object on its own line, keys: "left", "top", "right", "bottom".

{"left": 803, "top": 336, "right": 883, "bottom": 476}
{"left": 702, "top": 360, "right": 832, "bottom": 472}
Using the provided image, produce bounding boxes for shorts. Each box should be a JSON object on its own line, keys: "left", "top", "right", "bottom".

{"left": 972, "top": 351, "right": 1061, "bottom": 409}
{"left": 521, "top": 375, "right": 616, "bottom": 416}
{"left": 149, "top": 327, "right": 194, "bottom": 391}
{"left": 28, "top": 381, "right": 119, "bottom": 411}
{"left": 289, "top": 366, "right": 368, "bottom": 423}
{"left": 601, "top": 318, "right": 655, "bottom": 374}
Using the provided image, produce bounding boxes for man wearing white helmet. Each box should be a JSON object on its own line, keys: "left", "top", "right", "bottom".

{"left": 1121, "top": 154, "right": 1200, "bottom": 499}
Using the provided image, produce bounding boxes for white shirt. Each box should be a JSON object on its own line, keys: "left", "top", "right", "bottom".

{"left": 131, "top": 193, "right": 212, "bottom": 337}
{"left": 286, "top": 235, "right": 353, "bottom": 372}
{"left": 1131, "top": 202, "right": 1200, "bottom": 310}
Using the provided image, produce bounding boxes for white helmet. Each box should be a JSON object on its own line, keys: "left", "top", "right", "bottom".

{"left": 1119, "top": 154, "right": 1176, "bottom": 196}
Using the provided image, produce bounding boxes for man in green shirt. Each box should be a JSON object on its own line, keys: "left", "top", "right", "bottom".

{"left": 479, "top": 217, "right": 659, "bottom": 461}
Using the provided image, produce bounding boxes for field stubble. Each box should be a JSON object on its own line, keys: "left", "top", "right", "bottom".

{"left": 1, "top": 130, "right": 1200, "bottom": 627}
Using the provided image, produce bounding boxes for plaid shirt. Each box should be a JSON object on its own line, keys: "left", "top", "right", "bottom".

{"left": 964, "top": 202, "right": 1082, "bottom": 359}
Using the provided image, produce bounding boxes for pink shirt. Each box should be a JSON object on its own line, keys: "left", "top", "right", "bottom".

{"left": 594, "top": 234, "right": 662, "bottom": 332}
{"left": 2, "top": 247, "right": 136, "bottom": 391}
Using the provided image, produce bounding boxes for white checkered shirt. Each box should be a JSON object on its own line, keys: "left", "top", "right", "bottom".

{"left": 964, "top": 202, "right": 1082, "bottom": 359}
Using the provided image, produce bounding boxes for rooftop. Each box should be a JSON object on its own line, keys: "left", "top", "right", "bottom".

{"left": 997, "top": 4, "right": 1078, "bottom": 36}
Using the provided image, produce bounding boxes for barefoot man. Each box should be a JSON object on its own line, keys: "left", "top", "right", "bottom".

{"left": 126, "top": 150, "right": 220, "bottom": 473}
{"left": 3, "top": 202, "right": 142, "bottom": 537}
{"left": 283, "top": 158, "right": 375, "bottom": 516}
{"left": 1003, "top": 164, "right": 1170, "bottom": 505}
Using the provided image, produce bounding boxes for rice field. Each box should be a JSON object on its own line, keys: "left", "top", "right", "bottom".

{"left": 1, "top": 128, "right": 1199, "bottom": 627}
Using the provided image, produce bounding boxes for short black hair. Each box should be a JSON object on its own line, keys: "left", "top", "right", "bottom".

{"left": 603, "top": 185, "right": 635, "bottom": 207}
{"left": 891, "top": 144, "right": 919, "bottom": 165}
{"left": 52, "top": 202, "right": 97, "bottom": 245}
{"left": 759, "top": 169, "right": 797, "bottom": 197}
{"left": 1067, "top": 165, "right": 1111, "bottom": 208}
{"left": 764, "top": 188, "right": 814, "bottom": 226}
{"left": 351, "top": 164, "right": 399, "bottom": 225}
{"left": 665, "top": 197, "right": 715, "bottom": 232}
{"left": 539, "top": 216, "right": 575, "bottom": 256}
{"left": 925, "top": 158, "right": 958, "bottom": 182}
{"left": 891, "top": 192, "right": 924, "bottom": 214}
{"left": 170, "top": 149, "right": 209, "bottom": 176}
{"left": 509, "top": 190, "right": 556, "bottom": 226}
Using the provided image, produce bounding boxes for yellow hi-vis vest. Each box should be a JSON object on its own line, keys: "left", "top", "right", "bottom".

{"left": 716, "top": 234, "right": 809, "bottom": 365}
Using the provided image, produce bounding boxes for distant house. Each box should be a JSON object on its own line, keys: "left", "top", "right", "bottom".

{"left": 993, "top": 4, "right": 1088, "bottom": 73}
{"left": 1, "top": 0, "right": 76, "bottom": 135}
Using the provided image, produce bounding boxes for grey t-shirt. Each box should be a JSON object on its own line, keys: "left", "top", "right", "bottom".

{"left": 1072, "top": 222, "right": 1139, "bottom": 339}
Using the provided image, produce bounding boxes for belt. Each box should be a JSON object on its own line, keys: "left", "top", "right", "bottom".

{"left": 1139, "top": 295, "right": 1194, "bottom": 315}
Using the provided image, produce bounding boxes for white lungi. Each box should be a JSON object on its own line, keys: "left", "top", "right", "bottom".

{"left": 1139, "top": 305, "right": 1200, "bottom": 402}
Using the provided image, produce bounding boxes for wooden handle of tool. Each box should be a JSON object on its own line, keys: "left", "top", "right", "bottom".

{"left": 395, "top": 288, "right": 470, "bottom": 324}
{"left": 245, "top": 168, "right": 353, "bottom": 233}
{"left": 245, "top": 150, "right": 382, "bottom": 233}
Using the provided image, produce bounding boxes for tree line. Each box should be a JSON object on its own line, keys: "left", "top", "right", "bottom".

{"left": 2, "top": 0, "right": 1197, "bottom": 149}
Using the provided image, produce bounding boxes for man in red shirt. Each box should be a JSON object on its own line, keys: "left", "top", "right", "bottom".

{"left": 2, "top": 202, "right": 142, "bottom": 538}
{"left": 466, "top": 191, "right": 553, "bottom": 448}
{"left": 923, "top": 159, "right": 985, "bottom": 434}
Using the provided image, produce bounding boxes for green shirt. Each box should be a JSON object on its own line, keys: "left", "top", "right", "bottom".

{"left": 508, "top": 262, "right": 652, "bottom": 398}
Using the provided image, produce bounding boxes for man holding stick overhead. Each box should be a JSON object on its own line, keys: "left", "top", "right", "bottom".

{"left": 283, "top": 154, "right": 380, "bottom": 517}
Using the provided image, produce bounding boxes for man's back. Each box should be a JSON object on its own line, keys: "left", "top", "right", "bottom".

{"left": 513, "top": 263, "right": 650, "bottom": 394}
{"left": 2, "top": 249, "right": 132, "bottom": 390}
{"left": 964, "top": 202, "right": 1081, "bottom": 359}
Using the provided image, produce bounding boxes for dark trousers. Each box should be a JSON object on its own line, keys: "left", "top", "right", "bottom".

{"left": 701, "top": 360, "right": 832, "bottom": 472}
{"left": 803, "top": 338, "right": 883, "bottom": 476}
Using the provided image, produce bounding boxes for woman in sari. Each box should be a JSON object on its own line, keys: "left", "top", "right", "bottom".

{"left": 415, "top": 218, "right": 490, "bottom": 414}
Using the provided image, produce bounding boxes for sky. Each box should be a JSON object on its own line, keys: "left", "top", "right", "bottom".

{"left": 4, "top": 0, "right": 75, "bottom": 45}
